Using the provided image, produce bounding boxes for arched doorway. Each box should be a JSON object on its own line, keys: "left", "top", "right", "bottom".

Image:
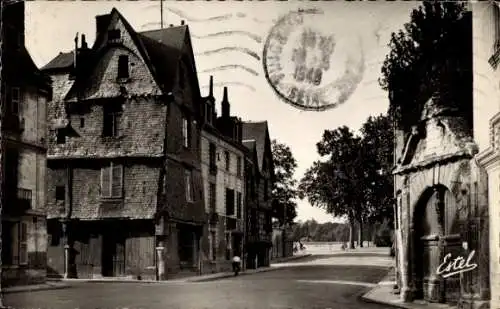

{"left": 413, "top": 185, "right": 452, "bottom": 302}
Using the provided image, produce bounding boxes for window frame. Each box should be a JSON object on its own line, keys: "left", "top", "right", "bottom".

{"left": 19, "top": 222, "right": 28, "bottom": 265}
{"left": 182, "top": 116, "right": 191, "bottom": 148}
{"left": 209, "top": 182, "right": 216, "bottom": 212}
{"left": 108, "top": 29, "right": 121, "bottom": 41}
{"left": 236, "top": 156, "right": 242, "bottom": 177}
{"left": 185, "top": 169, "right": 194, "bottom": 203}
{"left": 117, "top": 55, "right": 130, "bottom": 79}
{"left": 55, "top": 186, "right": 65, "bottom": 201}
{"left": 225, "top": 151, "right": 230, "bottom": 171}
{"left": 100, "top": 162, "right": 124, "bottom": 199}
{"left": 236, "top": 192, "right": 242, "bottom": 219}
{"left": 10, "top": 86, "right": 20, "bottom": 116}
{"left": 225, "top": 188, "right": 235, "bottom": 216}
{"left": 103, "top": 105, "right": 122, "bottom": 137}
{"left": 209, "top": 143, "right": 217, "bottom": 172}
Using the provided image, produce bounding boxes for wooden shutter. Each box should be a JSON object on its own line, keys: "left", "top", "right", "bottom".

{"left": 11, "top": 222, "right": 19, "bottom": 265}
{"left": 111, "top": 163, "right": 123, "bottom": 198}
{"left": 185, "top": 170, "right": 193, "bottom": 202}
{"left": 19, "top": 222, "right": 28, "bottom": 265}
{"left": 101, "top": 165, "right": 111, "bottom": 197}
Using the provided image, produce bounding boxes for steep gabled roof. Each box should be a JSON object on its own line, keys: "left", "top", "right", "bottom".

{"left": 49, "top": 8, "right": 202, "bottom": 104}
{"left": 4, "top": 46, "right": 52, "bottom": 91}
{"left": 140, "top": 25, "right": 202, "bottom": 101}
{"left": 41, "top": 51, "right": 75, "bottom": 72}
{"left": 242, "top": 121, "right": 270, "bottom": 172}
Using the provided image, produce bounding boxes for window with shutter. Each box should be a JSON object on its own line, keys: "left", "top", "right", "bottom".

{"left": 185, "top": 170, "right": 193, "bottom": 202}
{"left": 101, "top": 162, "right": 123, "bottom": 198}
{"left": 11, "top": 222, "right": 19, "bottom": 265}
{"left": 182, "top": 117, "right": 191, "bottom": 148}
{"left": 236, "top": 192, "right": 242, "bottom": 219}
{"left": 19, "top": 222, "right": 28, "bottom": 265}
{"left": 226, "top": 188, "right": 235, "bottom": 216}
{"left": 209, "top": 183, "right": 216, "bottom": 212}
{"left": 111, "top": 164, "right": 123, "bottom": 197}
{"left": 101, "top": 165, "right": 111, "bottom": 197}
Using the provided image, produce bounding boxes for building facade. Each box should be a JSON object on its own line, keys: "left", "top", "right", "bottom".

{"left": 474, "top": 2, "right": 500, "bottom": 309}
{"left": 200, "top": 78, "right": 246, "bottom": 273}
{"left": 1, "top": 0, "right": 52, "bottom": 287}
{"left": 394, "top": 7, "right": 490, "bottom": 308}
{"left": 242, "top": 121, "right": 274, "bottom": 269}
{"left": 41, "top": 9, "right": 205, "bottom": 280}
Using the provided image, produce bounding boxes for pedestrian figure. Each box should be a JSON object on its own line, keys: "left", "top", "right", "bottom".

{"left": 232, "top": 254, "right": 241, "bottom": 276}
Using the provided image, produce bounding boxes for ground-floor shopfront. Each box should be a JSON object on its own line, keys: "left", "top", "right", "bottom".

{"left": 2, "top": 211, "right": 47, "bottom": 287}
{"left": 46, "top": 218, "right": 203, "bottom": 280}
{"left": 246, "top": 240, "right": 272, "bottom": 269}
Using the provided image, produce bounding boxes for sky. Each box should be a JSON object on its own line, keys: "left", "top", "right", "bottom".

{"left": 25, "top": 1, "right": 418, "bottom": 224}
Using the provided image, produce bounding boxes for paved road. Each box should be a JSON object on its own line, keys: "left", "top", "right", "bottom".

{"left": 5, "top": 250, "right": 394, "bottom": 309}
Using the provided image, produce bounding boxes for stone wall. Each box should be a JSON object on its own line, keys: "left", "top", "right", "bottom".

{"left": 46, "top": 161, "right": 161, "bottom": 219}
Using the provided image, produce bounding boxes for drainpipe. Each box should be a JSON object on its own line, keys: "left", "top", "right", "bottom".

{"left": 63, "top": 164, "right": 73, "bottom": 278}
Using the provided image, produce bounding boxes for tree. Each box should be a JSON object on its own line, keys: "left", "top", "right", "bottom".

{"left": 379, "top": 1, "right": 471, "bottom": 132}
{"left": 360, "top": 114, "right": 394, "bottom": 227}
{"left": 271, "top": 139, "right": 299, "bottom": 226}
{"left": 298, "top": 126, "right": 366, "bottom": 249}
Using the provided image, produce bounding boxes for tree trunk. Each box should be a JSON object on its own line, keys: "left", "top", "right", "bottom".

{"left": 358, "top": 219, "right": 364, "bottom": 248}
{"left": 348, "top": 221, "right": 355, "bottom": 249}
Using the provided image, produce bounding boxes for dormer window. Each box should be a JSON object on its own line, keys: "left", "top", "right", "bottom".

{"left": 108, "top": 29, "right": 121, "bottom": 41}
{"left": 117, "top": 55, "right": 129, "bottom": 79}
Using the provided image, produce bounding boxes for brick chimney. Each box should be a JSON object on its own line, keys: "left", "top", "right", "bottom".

{"left": 80, "top": 34, "right": 88, "bottom": 50}
{"left": 208, "top": 75, "right": 214, "bottom": 99}
{"left": 221, "top": 87, "right": 230, "bottom": 120}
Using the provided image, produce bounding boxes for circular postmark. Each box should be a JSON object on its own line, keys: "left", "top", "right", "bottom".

{"left": 263, "top": 8, "right": 365, "bottom": 111}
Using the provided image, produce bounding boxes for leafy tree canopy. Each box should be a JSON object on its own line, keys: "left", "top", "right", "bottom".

{"left": 298, "top": 114, "right": 395, "bottom": 230}
{"left": 379, "top": 1, "right": 471, "bottom": 131}
{"left": 271, "top": 139, "right": 299, "bottom": 226}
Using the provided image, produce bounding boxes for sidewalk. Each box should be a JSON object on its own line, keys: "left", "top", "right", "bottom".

{"left": 11, "top": 253, "right": 312, "bottom": 292}
{"left": 185, "top": 253, "right": 312, "bottom": 282}
{"left": 361, "top": 268, "right": 455, "bottom": 309}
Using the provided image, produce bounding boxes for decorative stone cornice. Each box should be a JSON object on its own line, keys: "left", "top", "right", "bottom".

{"left": 393, "top": 150, "right": 473, "bottom": 175}
{"left": 477, "top": 111, "right": 500, "bottom": 171}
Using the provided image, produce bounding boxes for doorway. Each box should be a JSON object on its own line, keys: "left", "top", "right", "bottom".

{"left": 102, "top": 232, "right": 126, "bottom": 277}
{"left": 413, "top": 185, "right": 450, "bottom": 302}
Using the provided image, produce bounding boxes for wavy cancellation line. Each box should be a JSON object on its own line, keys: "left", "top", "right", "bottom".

{"left": 201, "top": 82, "right": 256, "bottom": 92}
{"left": 195, "top": 47, "right": 261, "bottom": 61}
{"left": 191, "top": 31, "right": 262, "bottom": 44}
{"left": 140, "top": 22, "right": 262, "bottom": 44}
{"left": 166, "top": 7, "right": 272, "bottom": 24}
{"left": 199, "top": 65, "right": 259, "bottom": 77}
{"left": 143, "top": 5, "right": 272, "bottom": 23}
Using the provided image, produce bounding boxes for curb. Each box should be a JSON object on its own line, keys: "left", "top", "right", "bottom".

{"left": 360, "top": 294, "right": 406, "bottom": 309}
{"left": 186, "top": 266, "right": 281, "bottom": 282}
{"left": 2, "top": 283, "right": 70, "bottom": 294}
{"left": 48, "top": 278, "right": 186, "bottom": 285}
{"left": 359, "top": 267, "right": 406, "bottom": 309}
{"left": 271, "top": 254, "right": 312, "bottom": 264}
